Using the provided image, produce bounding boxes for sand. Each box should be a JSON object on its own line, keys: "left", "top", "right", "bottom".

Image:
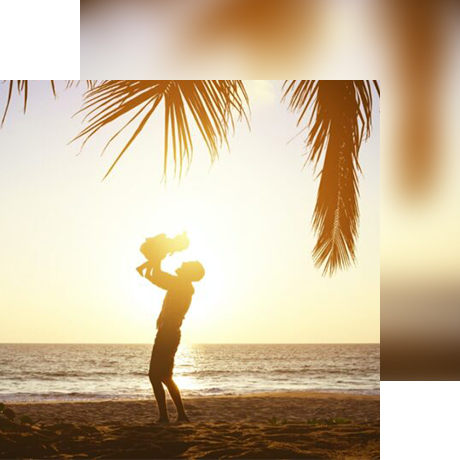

{"left": 1, "top": 392, "right": 379, "bottom": 459}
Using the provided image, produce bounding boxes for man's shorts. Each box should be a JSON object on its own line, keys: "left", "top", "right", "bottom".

{"left": 149, "top": 328, "right": 181, "bottom": 381}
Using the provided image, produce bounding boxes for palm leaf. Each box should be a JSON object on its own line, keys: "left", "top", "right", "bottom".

{"left": 1, "top": 80, "right": 32, "bottom": 126}
{"left": 284, "top": 80, "right": 379, "bottom": 275}
{"left": 1, "top": 80, "right": 95, "bottom": 127}
{"left": 72, "top": 80, "right": 249, "bottom": 179}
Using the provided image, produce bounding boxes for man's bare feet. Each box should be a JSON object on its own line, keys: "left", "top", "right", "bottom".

{"left": 155, "top": 417, "right": 170, "bottom": 424}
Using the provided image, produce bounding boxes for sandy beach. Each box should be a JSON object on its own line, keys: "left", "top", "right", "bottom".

{"left": 1, "top": 392, "right": 379, "bottom": 459}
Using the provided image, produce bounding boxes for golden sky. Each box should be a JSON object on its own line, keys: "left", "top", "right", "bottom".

{"left": 0, "top": 81, "right": 380, "bottom": 344}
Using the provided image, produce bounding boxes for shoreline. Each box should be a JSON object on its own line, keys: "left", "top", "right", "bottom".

{"left": 4, "top": 389, "right": 380, "bottom": 405}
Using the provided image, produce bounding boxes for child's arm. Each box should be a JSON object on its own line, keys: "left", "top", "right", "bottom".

{"left": 136, "top": 261, "right": 150, "bottom": 276}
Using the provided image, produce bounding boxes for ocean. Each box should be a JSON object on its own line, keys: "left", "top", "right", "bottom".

{"left": 0, "top": 344, "right": 379, "bottom": 402}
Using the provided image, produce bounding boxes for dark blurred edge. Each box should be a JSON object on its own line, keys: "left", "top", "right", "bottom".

{"left": 381, "top": 282, "right": 460, "bottom": 380}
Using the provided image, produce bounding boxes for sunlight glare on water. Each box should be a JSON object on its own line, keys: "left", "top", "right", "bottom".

{"left": 0, "top": 343, "right": 379, "bottom": 402}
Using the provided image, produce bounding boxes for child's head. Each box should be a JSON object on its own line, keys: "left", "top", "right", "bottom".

{"left": 175, "top": 261, "right": 205, "bottom": 282}
{"left": 172, "top": 232, "right": 190, "bottom": 252}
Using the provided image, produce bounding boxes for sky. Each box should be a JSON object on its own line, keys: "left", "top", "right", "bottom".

{"left": 0, "top": 80, "right": 380, "bottom": 344}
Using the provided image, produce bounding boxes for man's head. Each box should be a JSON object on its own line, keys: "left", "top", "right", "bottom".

{"left": 175, "top": 261, "right": 205, "bottom": 282}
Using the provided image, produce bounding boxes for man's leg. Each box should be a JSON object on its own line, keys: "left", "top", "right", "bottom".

{"left": 149, "top": 375, "right": 169, "bottom": 422}
{"left": 163, "top": 377, "right": 189, "bottom": 422}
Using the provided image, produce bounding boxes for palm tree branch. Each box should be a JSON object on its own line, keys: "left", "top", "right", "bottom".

{"left": 1, "top": 80, "right": 78, "bottom": 127}
{"left": 102, "top": 100, "right": 161, "bottom": 180}
{"left": 1, "top": 80, "right": 14, "bottom": 127}
{"left": 283, "top": 80, "right": 378, "bottom": 275}
{"left": 74, "top": 80, "right": 249, "bottom": 179}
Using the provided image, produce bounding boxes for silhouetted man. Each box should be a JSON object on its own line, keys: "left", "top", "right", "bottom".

{"left": 141, "top": 258, "right": 205, "bottom": 423}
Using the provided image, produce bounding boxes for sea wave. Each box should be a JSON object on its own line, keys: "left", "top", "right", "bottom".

{"left": 0, "top": 343, "right": 380, "bottom": 402}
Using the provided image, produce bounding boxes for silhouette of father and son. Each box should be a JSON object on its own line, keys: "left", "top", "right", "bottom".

{"left": 137, "top": 233, "right": 204, "bottom": 423}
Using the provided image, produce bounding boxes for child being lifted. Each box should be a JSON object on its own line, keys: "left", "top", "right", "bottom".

{"left": 136, "top": 232, "right": 190, "bottom": 276}
{"left": 137, "top": 232, "right": 205, "bottom": 423}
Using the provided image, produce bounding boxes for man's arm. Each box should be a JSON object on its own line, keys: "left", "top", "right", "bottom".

{"left": 143, "top": 260, "right": 177, "bottom": 290}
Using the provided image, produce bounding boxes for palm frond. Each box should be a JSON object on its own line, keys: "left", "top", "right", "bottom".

{"left": 1, "top": 80, "right": 99, "bottom": 128}
{"left": 1, "top": 80, "right": 28, "bottom": 127}
{"left": 284, "top": 80, "right": 378, "bottom": 276}
{"left": 1, "top": 80, "right": 57, "bottom": 127}
{"left": 72, "top": 80, "right": 249, "bottom": 179}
